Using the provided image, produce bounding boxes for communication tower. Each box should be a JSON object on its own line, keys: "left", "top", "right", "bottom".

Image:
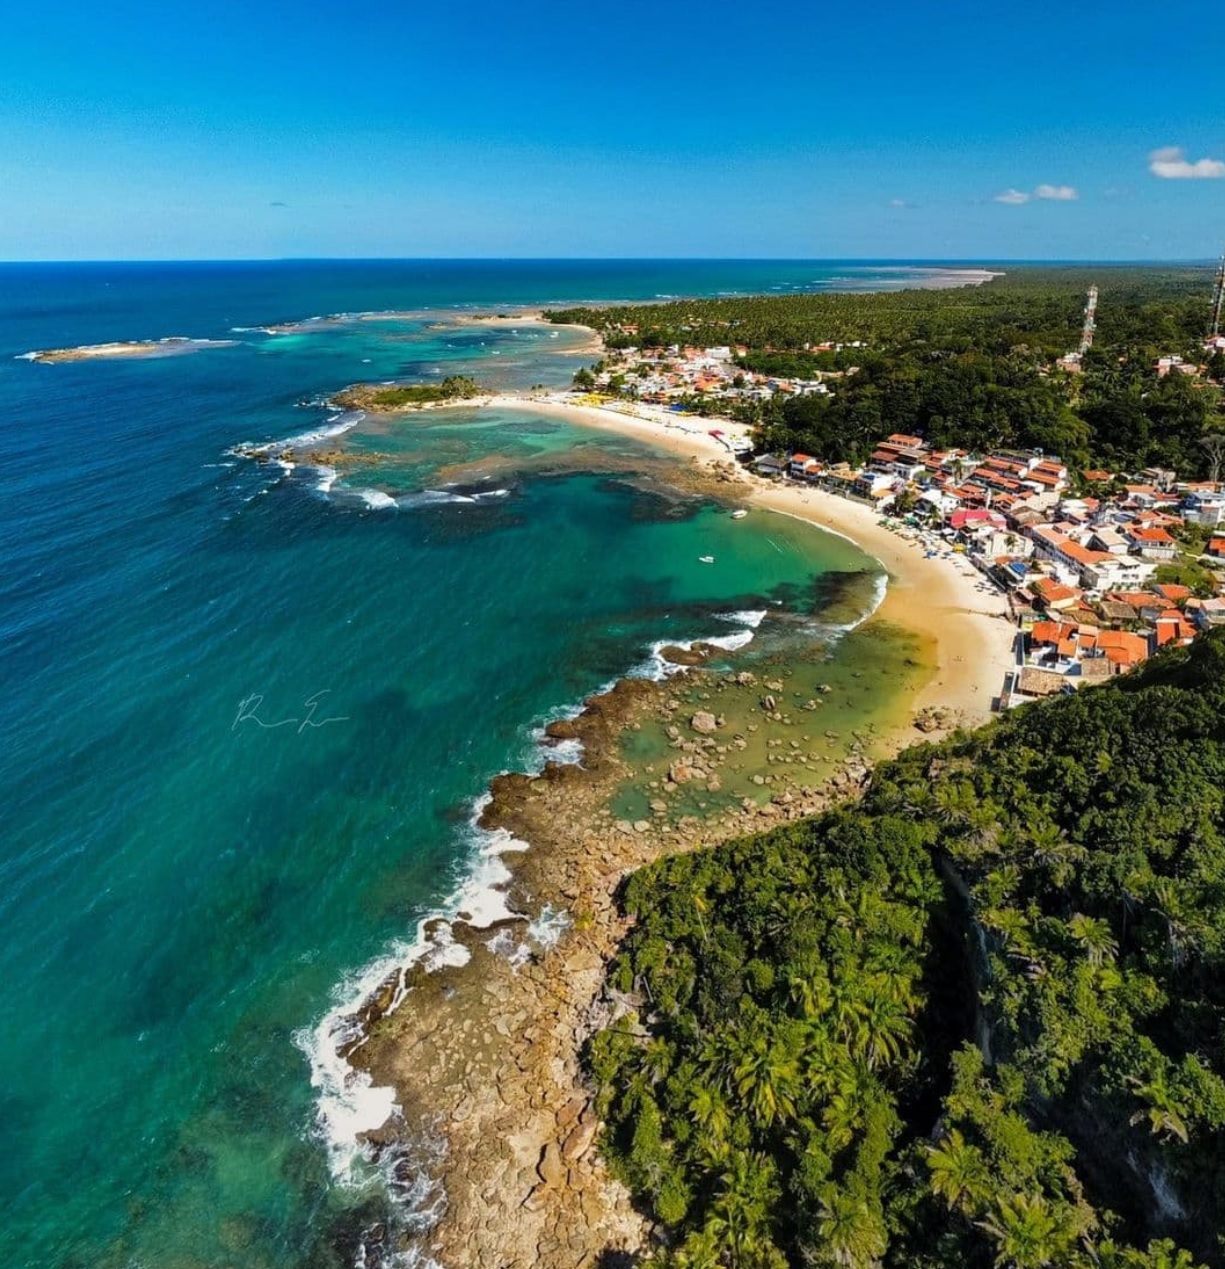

{"left": 1210, "top": 254, "right": 1225, "bottom": 338}
{"left": 1078, "top": 285, "right": 1098, "bottom": 355}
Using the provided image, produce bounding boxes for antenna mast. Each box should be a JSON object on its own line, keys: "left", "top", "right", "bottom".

{"left": 1078, "top": 285, "right": 1098, "bottom": 354}
{"left": 1210, "top": 254, "right": 1225, "bottom": 338}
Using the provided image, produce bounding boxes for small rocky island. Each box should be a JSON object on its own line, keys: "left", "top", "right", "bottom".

{"left": 331, "top": 374, "right": 485, "bottom": 411}
{"left": 24, "top": 337, "right": 234, "bottom": 363}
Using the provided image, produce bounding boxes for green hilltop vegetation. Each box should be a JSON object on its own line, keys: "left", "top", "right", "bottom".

{"left": 589, "top": 629, "right": 1225, "bottom": 1269}
{"left": 331, "top": 374, "right": 483, "bottom": 410}
{"left": 548, "top": 267, "right": 1225, "bottom": 478}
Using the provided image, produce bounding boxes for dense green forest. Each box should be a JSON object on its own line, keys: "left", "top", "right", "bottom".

{"left": 589, "top": 630, "right": 1225, "bottom": 1269}
{"left": 547, "top": 269, "right": 1225, "bottom": 476}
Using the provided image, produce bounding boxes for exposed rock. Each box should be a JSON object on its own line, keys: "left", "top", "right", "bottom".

{"left": 539, "top": 1141, "right": 566, "bottom": 1189}
{"left": 659, "top": 642, "right": 716, "bottom": 667}
{"left": 557, "top": 1096, "right": 587, "bottom": 1131}
{"left": 523, "top": 1183, "right": 552, "bottom": 1212}
{"left": 914, "top": 705, "right": 953, "bottom": 733}
{"left": 562, "top": 1118, "right": 599, "bottom": 1164}
{"left": 690, "top": 711, "right": 718, "bottom": 734}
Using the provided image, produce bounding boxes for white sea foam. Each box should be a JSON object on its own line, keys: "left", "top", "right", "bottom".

{"left": 527, "top": 702, "right": 586, "bottom": 771}
{"left": 296, "top": 795, "right": 532, "bottom": 1188}
{"left": 280, "top": 411, "right": 364, "bottom": 449}
{"left": 526, "top": 903, "right": 572, "bottom": 950}
{"left": 637, "top": 610, "right": 769, "bottom": 681}
{"left": 716, "top": 608, "right": 767, "bottom": 629}
{"left": 315, "top": 466, "right": 339, "bottom": 494}
{"left": 360, "top": 490, "right": 398, "bottom": 511}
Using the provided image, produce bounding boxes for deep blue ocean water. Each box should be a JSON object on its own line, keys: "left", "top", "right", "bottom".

{"left": 0, "top": 260, "right": 961, "bottom": 1268}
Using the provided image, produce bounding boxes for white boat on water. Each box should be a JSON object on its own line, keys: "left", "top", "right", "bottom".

{"left": 730, "top": 509, "right": 748, "bottom": 519}
{"left": 698, "top": 555, "right": 715, "bottom": 564}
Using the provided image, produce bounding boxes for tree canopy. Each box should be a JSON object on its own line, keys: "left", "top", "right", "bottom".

{"left": 589, "top": 630, "right": 1225, "bottom": 1269}
{"left": 548, "top": 268, "right": 1224, "bottom": 476}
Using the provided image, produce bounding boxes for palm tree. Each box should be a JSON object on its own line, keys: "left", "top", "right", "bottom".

{"left": 1066, "top": 913, "right": 1118, "bottom": 967}
{"left": 730, "top": 1031, "right": 801, "bottom": 1128}
{"left": 790, "top": 969, "right": 835, "bottom": 1020}
{"left": 926, "top": 1128, "right": 990, "bottom": 1213}
{"left": 813, "top": 1188, "right": 887, "bottom": 1269}
{"left": 672, "top": 1224, "right": 724, "bottom": 1269}
{"left": 976, "top": 1192, "right": 1067, "bottom": 1269}
{"left": 1147, "top": 877, "right": 1206, "bottom": 968}
{"left": 1125, "top": 1068, "right": 1190, "bottom": 1145}
{"left": 706, "top": 1150, "right": 782, "bottom": 1267}
{"left": 1027, "top": 821, "right": 1086, "bottom": 889}
{"left": 856, "top": 991, "right": 913, "bottom": 1070}
{"left": 689, "top": 1084, "right": 733, "bottom": 1164}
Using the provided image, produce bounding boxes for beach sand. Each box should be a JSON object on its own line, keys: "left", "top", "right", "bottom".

{"left": 490, "top": 392, "right": 1017, "bottom": 724}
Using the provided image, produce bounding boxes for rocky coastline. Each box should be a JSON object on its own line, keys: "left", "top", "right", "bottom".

{"left": 346, "top": 639, "right": 964, "bottom": 1267}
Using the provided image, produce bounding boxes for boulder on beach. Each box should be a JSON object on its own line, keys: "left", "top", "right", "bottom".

{"left": 690, "top": 711, "right": 718, "bottom": 734}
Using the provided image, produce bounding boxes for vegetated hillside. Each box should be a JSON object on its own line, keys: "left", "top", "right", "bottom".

{"left": 549, "top": 268, "right": 1225, "bottom": 477}
{"left": 589, "top": 629, "right": 1225, "bottom": 1269}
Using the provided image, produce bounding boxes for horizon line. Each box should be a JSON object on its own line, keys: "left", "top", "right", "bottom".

{"left": 0, "top": 255, "right": 1217, "bottom": 267}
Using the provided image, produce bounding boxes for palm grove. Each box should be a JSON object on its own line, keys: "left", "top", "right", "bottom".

{"left": 549, "top": 267, "right": 1225, "bottom": 480}
{"left": 589, "top": 633, "right": 1225, "bottom": 1269}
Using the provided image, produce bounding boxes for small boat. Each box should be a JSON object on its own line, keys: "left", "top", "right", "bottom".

{"left": 698, "top": 555, "right": 715, "bottom": 564}
{"left": 730, "top": 509, "right": 748, "bottom": 519}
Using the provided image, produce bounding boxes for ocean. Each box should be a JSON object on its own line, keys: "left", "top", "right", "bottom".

{"left": 0, "top": 260, "right": 957, "bottom": 1268}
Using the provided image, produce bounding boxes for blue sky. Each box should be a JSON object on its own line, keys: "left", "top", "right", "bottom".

{"left": 1, "top": 0, "right": 1222, "bottom": 260}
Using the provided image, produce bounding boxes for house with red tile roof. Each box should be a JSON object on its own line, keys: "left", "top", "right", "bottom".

{"left": 1151, "top": 582, "right": 1192, "bottom": 605}
{"left": 1096, "top": 630, "right": 1151, "bottom": 669}
{"left": 1030, "top": 577, "right": 1083, "bottom": 610}
{"left": 1124, "top": 525, "right": 1179, "bottom": 561}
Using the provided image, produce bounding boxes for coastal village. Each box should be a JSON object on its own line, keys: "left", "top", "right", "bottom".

{"left": 576, "top": 328, "right": 1225, "bottom": 709}
{"left": 758, "top": 435, "right": 1224, "bottom": 704}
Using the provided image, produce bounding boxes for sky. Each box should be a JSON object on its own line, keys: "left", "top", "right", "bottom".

{"left": 1, "top": 0, "right": 1222, "bottom": 261}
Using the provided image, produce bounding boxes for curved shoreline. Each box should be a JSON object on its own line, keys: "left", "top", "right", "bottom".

{"left": 484, "top": 391, "right": 1016, "bottom": 726}
{"left": 311, "top": 392, "right": 1016, "bottom": 1266}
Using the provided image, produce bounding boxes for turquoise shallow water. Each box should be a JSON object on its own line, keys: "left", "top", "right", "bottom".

{"left": 0, "top": 261, "right": 933, "bottom": 1268}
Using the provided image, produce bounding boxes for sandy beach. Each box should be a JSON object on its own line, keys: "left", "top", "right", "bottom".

{"left": 490, "top": 391, "right": 1017, "bottom": 723}
{"left": 454, "top": 311, "right": 606, "bottom": 356}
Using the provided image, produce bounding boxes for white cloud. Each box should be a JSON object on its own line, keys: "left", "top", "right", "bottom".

{"left": 994, "top": 183, "right": 1079, "bottom": 205}
{"left": 1149, "top": 146, "right": 1225, "bottom": 179}
{"left": 1035, "top": 184, "right": 1078, "bottom": 201}
{"left": 889, "top": 198, "right": 915, "bottom": 209}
